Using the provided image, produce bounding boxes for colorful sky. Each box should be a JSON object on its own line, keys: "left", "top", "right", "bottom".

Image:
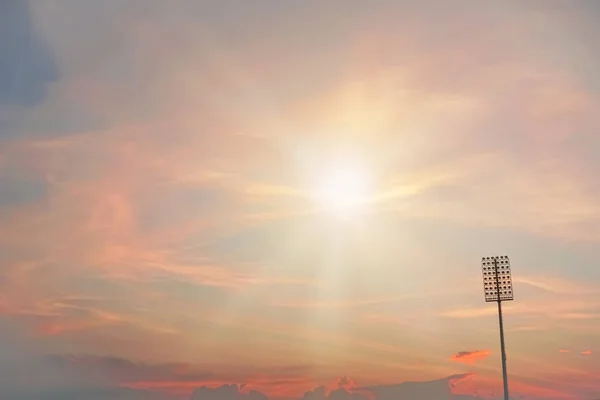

{"left": 1, "top": 1, "right": 600, "bottom": 399}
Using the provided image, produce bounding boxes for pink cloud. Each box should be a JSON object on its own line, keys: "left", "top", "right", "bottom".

{"left": 450, "top": 350, "right": 491, "bottom": 365}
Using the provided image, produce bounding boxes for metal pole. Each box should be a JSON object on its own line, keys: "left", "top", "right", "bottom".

{"left": 494, "top": 258, "right": 510, "bottom": 400}
{"left": 497, "top": 300, "right": 509, "bottom": 400}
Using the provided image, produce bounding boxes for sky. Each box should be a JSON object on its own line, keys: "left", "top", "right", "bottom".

{"left": 1, "top": 0, "right": 600, "bottom": 399}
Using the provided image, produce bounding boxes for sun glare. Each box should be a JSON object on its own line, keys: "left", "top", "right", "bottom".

{"left": 313, "top": 163, "right": 372, "bottom": 218}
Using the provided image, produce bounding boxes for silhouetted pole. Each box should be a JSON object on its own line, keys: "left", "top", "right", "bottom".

{"left": 496, "top": 266, "right": 509, "bottom": 400}
{"left": 481, "top": 256, "right": 513, "bottom": 400}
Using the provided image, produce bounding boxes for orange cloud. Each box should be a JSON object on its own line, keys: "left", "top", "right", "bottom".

{"left": 0, "top": 127, "right": 319, "bottom": 298}
{"left": 39, "top": 320, "right": 103, "bottom": 336}
{"left": 559, "top": 349, "right": 570, "bottom": 353}
{"left": 581, "top": 350, "right": 592, "bottom": 355}
{"left": 450, "top": 350, "right": 491, "bottom": 365}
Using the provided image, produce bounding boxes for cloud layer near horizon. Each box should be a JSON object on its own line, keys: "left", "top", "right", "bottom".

{"left": 0, "top": 350, "right": 479, "bottom": 400}
{"left": 1, "top": 1, "right": 600, "bottom": 399}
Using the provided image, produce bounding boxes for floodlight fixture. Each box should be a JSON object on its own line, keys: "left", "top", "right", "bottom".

{"left": 481, "top": 255, "right": 514, "bottom": 302}
{"left": 481, "top": 255, "right": 513, "bottom": 400}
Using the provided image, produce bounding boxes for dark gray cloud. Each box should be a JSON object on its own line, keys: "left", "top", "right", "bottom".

{"left": 0, "top": 387, "right": 170, "bottom": 400}
{"left": 191, "top": 384, "right": 268, "bottom": 400}
{"left": 301, "top": 386, "right": 367, "bottom": 400}
{"left": 0, "top": 176, "right": 48, "bottom": 207}
{"left": 365, "top": 374, "right": 473, "bottom": 400}
{"left": 190, "top": 376, "right": 485, "bottom": 400}
{"left": 0, "top": 0, "right": 57, "bottom": 107}
{"left": 0, "top": 346, "right": 486, "bottom": 400}
{"left": 0, "top": 351, "right": 210, "bottom": 399}
{"left": 43, "top": 354, "right": 214, "bottom": 385}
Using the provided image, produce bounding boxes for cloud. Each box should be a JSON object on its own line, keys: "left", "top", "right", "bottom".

{"left": 0, "top": 342, "right": 593, "bottom": 400}
{"left": 0, "top": 349, "right": 487, "bottom": 400}
{"left": 365, "top": 374, "right": 476, "bottom": 400}
{"left": 1, "top": 2, "right": 600, "bottom": 400}
{"left": 3, "top": 377, "right": 485, "bottom": 400}
{"left": 301, "top": 385, "right": 368, "bottom": 400}
{"left": 270, "top": 296, "right": 406, "bottom": 310}
{"left": 581, "top": 350, "right": 592, "bottom": 356}
{"left": 442, "top": 298, "right": 600, "bottom": 324}
{"left": 293, "top": 374, "right": 482, "bottom": 400}
{"left": 0, "top": 175, "right": 47, "bottom": 207}
{"left": 42, "top": 354, "right": 214, "bottom": 385}
{"left": 558, "top": 349, "right": 570, "bottom": 353}
{"left": 191, "top": 385, "right": 268, "bottom": 400}
{"left": 450, "top": 351, "right": 491, "bottom": 365}
{"left": 441, "top": 307, "right": 500, "bottom": 319}
{"left": 514, "top": 275, "right": 594, "bottom": 295}
{"left": 0, "top": 387, "right": 171, "bottom": 400}
{"left": 0, "top": 293, "right": 179, "bottom": 344}
{"left": 15, "top": 354, "right": 314, "bottom": 399}
{"left": 0, "top": 353, "right": 208, "bottom": 391}
{"left": 0, "top": 0, "right": 58, "bottom": 109}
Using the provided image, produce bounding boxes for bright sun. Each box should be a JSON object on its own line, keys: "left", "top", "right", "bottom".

{"left": 313, "top": 162, "right": 372, "bottom": 218}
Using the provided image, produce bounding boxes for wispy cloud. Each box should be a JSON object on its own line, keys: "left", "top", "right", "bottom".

{"left": 514, "top": 275, "right": 594, "bottom": 295}
{"left": 270, "top": 296, "right": 407, "bottom": 310}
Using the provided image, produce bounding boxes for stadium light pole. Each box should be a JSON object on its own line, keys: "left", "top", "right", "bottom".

{"left": 481, "top": 255, "right": 513, "bottom": 400}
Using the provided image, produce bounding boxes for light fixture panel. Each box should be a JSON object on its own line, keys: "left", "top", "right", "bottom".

{"left": 481, "top": 256, "right": 514, "bottom": 302}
